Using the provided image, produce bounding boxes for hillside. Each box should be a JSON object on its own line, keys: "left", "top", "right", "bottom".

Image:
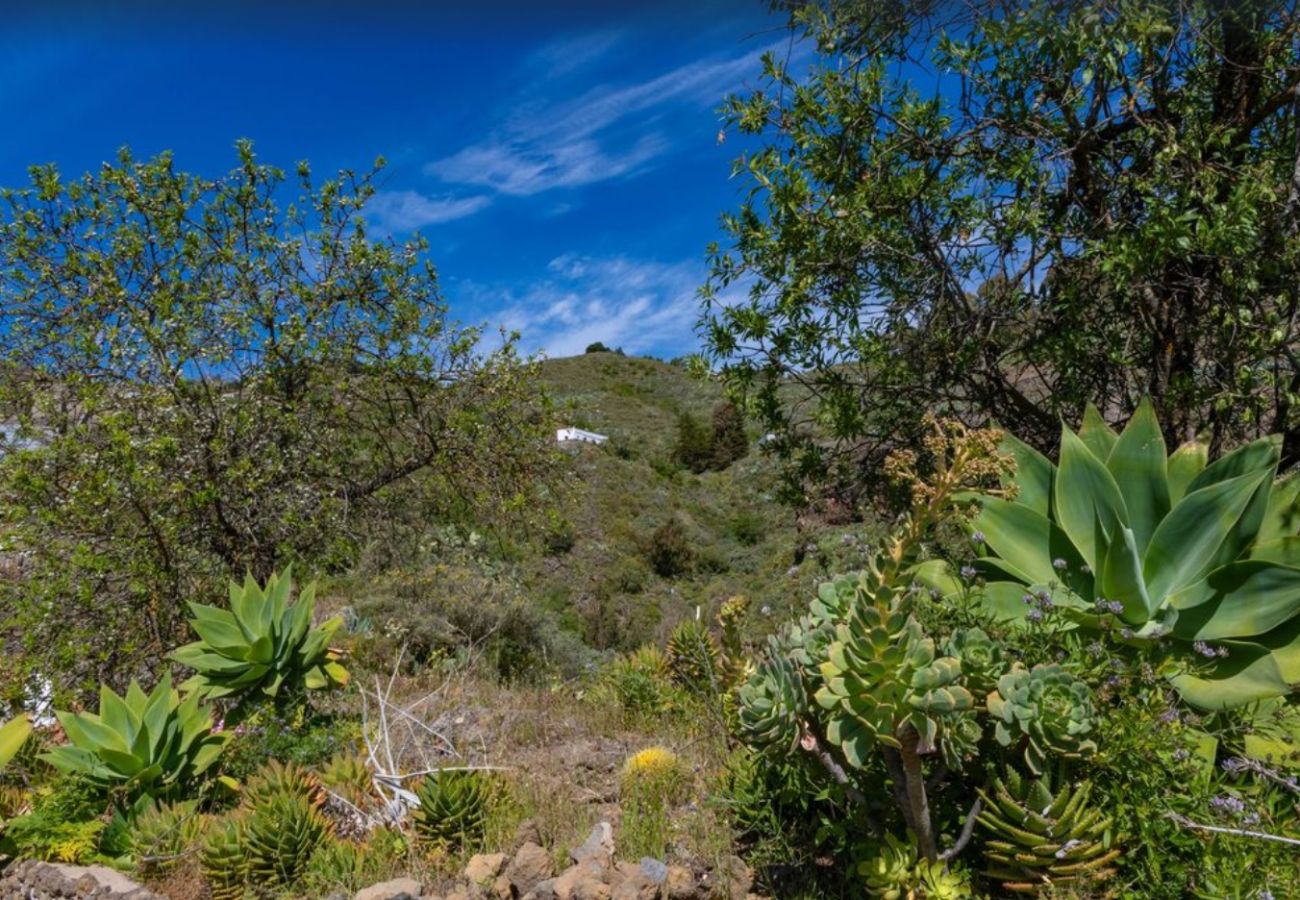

{"left": 529, "top": 351, "right": 873, "bottom": 654}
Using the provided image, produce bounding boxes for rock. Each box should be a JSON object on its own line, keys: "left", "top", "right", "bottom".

{"left": 610, "top": 862, "right": 659, "bottom": 900}
{"left": 506, "top": 841, "right": 556, "bottom": 895}
{"left": 569, "top": 821, "right": 615, "bottom": 868}
{"left": 0, "top": 862, "right": 163, "bottom": 899}
{"left": 491, "top": 873, "right": 514, "bottom": 900}
{"left": 513, "top": 818, "right": 544, "bottom": 849}
{"left": 664, "top": 865, "right": 697, "bottom": 900}
{"left": 465, "top": 853, "right": 508, "bottom": 885}
{"left": 521, "top": 879, "right": 557, "bottom": 900}
{"left": 554, "top": 863, "right": 611, "bottom": 900}
{"left": 356, "top": 877, "right": 425, "bottom": 900}
{"left": 638, "top": 858, "right": 668, "bottom": 886}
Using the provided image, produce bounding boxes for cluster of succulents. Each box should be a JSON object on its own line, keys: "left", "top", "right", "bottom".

{"left": 963, "top": 399, "right": 1300, "bottom": 709}
{"left": 861, "top": 833, "right": 973, "bottom": 899}
{"left": 129, "top": 799, "right": 208, "bottom": 878}
{"left": 976, "top": 770, "right": 1119, "bottom": 894}
{"left": 665, "top": 614, "right": 724, "bottom": 694}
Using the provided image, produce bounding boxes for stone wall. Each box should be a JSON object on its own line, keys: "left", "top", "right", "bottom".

{"left": 0, "top": 861, "right": 162, "bottom": 900}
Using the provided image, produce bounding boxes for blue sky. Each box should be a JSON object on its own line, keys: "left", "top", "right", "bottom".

{"left": 0, "top": 2, "right": 788, "bottom": 359}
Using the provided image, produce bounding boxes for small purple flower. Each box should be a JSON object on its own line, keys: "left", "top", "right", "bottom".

{"left": 1107, "top": 674, "right": 1122, "bottom": 687}
{"left": 1023, "top": 593, "right": 1036, "bottom": 605}
{"left": 1193, "top": 640, "right": 1217, "bottom": 658}
{"left": 1216, "top": 646, "right": 1230, "bottom": 658}
{"left": 1172, "top": 748, "right": 1190, "bottom": 762}
{"left": 1027, "top": 608, "right": 1044, "bottom": 623}
{"left": 1210, "top": 794, "right": 1246, "bottom": 815}
{"left": 1052, "top": 557, "right": 1068, "bottom": 570}
{"left": 960, "top": 565, "right": 978, "bottom": 579}
{"left": 1222, "top": 757, "right": 1249, "bottom": 775}
{"left": 1120, "top": 627, "right": 1134, "bottom": 639}
{"left": 1039, "top": 595, "right": 1055, "bottom": 611}
{"left": 971, "top": 531, "right": 986, "bottom": 544}
{"left": 1108, "top": 600, "right": 1124, "bottom": 615}
{"left": 1159, "top": 707, "right": 1179, "bottom": 724}
{"left": 1259, "top": 891, "right": 1275, "bottom": 900}
{"left": 1087, "top": 641, "right": 1104, "bottom": 657}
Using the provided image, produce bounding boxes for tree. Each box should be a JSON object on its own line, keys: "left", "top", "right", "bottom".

{"left": 646, "top": 515, "right": 694, "bottom": 578}
{"left": 710, "top": 401, "right": 750, "bottom": 469}
{"left": 672, "top": 410, "right": 715, "bottom": 473}
{"left": 701, "top": 0, "right": 1300, "bottom": 504}
{"left": 585, "top": 342, "right": 611, "bottom": 354}
{"left": 0, "top": 143, "right": 560, "bottom": 694}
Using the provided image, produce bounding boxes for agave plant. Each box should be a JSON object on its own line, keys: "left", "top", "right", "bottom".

{"left": 200, "top": 816, "right": 248, "bottom": 900}
{"left": 967, "top": 399, "right": 1300, "bottom": 708}
{"left": 977, "top": 770, "right": 1119, "bottom": 894}
{"left": 43, "top": 675, "right": 227, "bottom": 805}
{"left": 665, "top": 615, "right": 723, "bottom": 693}
{"left": 130, "top": 799, "right": 209, "bottom": 877}
{"left": 243, "top": 787, "right": 331, "bottom": 889}
{"left": 986, "top": 664, "right": 1097, "bottom": 775}
{"left": 173, "top": 567, "right": 349, "bottom": 703}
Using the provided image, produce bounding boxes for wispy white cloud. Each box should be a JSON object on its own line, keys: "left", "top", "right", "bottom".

{"left": 468, "top": 254, "right": 709, "bottom": 357}
{"left": 366, "top": 190, "right": 491, "bottom": 231}
{"left": 525, "top": 30, "right": 624, "bottom": 78}
{"left": 426, "top": 42, "right": 768, "bottom": 197}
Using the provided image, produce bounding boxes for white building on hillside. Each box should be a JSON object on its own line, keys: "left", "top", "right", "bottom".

{"left": 556, "top": 426, "right": 608, "bottom": 445}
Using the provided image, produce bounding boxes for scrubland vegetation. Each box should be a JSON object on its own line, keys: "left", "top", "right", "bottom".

{"left": 4, "top": 1, "right": 1300, "bottom": 898}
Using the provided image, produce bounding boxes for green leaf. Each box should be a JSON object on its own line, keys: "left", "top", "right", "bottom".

{"left": 1144, "top": 472, "right": 1267, "bottom": 603}
{"left": 98, "top": 685, "right": 140, "bottom": 744}
{"left": 1169, "top": 561, "right": 1300, "bottom": 639}
{"left": 1251, "top": 537, "right": 1300, "bottom": 567}
{"left": 0, "top": 716, "right": 31, "bottom": 770}
{"left": 974, "top": 497, "right": 1076, "bottom": 586}
{"left": 1169, "top": 643, "right": 1289, "bottom": 710}
{"left": 1054, "top": 426, "right": 1129, "bottom": 571}
{"left": 1000, "top": 432, "right": 1054, "bottom": 515}
{"left": 57, "top": 711, "right": 129, "bottom": 754}
{"left": 1101, "top": 526, "right": 1152, "bottom": 622}
{"left": 1187, "top": 435, "right": 1280, "bottom": 493}
{"left": 1259, "top": 474, "right": 1300, "bottom": 543}
{"left": 1105, "top": 397, "right": 1169, "bottom": 554}
{"left": 1166, "top": 441, "right": 1208, "bottom": 504}
{"left": 1079, "top": 404, "right": 1118, "bottom": 461}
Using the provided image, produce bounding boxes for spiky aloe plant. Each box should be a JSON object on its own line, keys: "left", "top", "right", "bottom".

{"left": 665, "top": 615, "right": 723, "bottom": 694}
{"left": 966, "top": 399, "right": 1300, "bottom": 709}
{"left": 243, "top": 787, "right": 331, "bottom": 889}
{"left": 172, "top": 567, "right": 349, "bottom": 704}
{"left": 130, "top": 799, "right": 208, "bottom": 877}
{"left": 200, "top": 816, "right": 248, "bottom": 900}
{"left": 411, "top": 769, "right": 492, "bottom": 850}
{"left": 42, "top": 675, "right": 227, "bottom": 807}
{"left": 976, "top": 770, "right": 1119, "bottom": 894}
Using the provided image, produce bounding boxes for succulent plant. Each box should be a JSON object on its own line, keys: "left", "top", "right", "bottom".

{"left": 943, "top": 628, "right": 1004, "bottom": 699}
{"left": 129, "top": 799, "right": 208, "bottom": 876}
{"left": 665, "top": 615, "right": 723, "bottom": 693}
{"left": 242, "top": 759, "right": 325, "bottom": 811}
{"left": 411, "top": 769, "right": 492, "bottom": 850}
{"left": 737, "top": 649, "right": 809, "bottom": 756}
{"left": 42, "top": 675, "right": 227, "bottom": 805}
{"left": 860, "top": 833, "right": 973, "bottom": 899}
{"left": 987, "top": 664, "right": 1098, "bottom": 775}
{"left": 172, "top": 567, "right": 349, "bottom": 703}
{"left": 977, "top": 769, "right": 1119, "bottom": 894}
{"left": 964, "top": 399, "right": 1300, "bottom": 709}
{"left": 243, "top": 786, "right": 331, "bottom": 888}
{"left": 200, "top": 816, "right": 248, "bottom": 900}
{"left": 815, "top": 602, "right": 974, "bottom": 767}
{"left": 318, "top": 751, "right": 375, "bottom": 809}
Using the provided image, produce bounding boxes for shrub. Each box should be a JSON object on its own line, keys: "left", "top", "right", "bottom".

{"left": 672, "top": 411, "right": 715, "bottom": 474}
{"left": 585, "top": 342, "right": 611, "bottom": 354}
{"left": 646, "top": 516, "right": 693, "bottom": 578}
{"left": 729, "top": 511, "right": 766, "bottom": 547}
{"left": 620, "top": 746, "right": 687, "bottom": 860}
{"left": 411, "top": 770, "right": 494, "bottom": 851}
{"left": 710, "top": 402, "right": 749, "bottom": 469}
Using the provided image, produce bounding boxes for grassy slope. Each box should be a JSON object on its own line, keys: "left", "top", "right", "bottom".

{"left": 531, "top": 351, "right": 868, "bottom": 653}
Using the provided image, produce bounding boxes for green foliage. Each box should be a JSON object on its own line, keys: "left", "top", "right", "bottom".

{"left": 976, "top": 770, "right": 1118, "bottom": 894}
{"left": 173, "top": 567, "right": 348, "bottom": 704}
{"left": 710, "top": 402, "right": 749, "bottom": 470}
{"left": 592, "top": 646, "right": 678, "bottom": 720}
{"left": 0, "top": 143, "right": 560, "bottom": 694}
{"left": 585, "top": 342, "right": 611, "bottom": 354}
{"left": 243, "top": 782, "right": 331, "bottom": 888}
{"left": 411, "top": 769, "right": 493, "bottom": 850}
{"left": 621, "top": 747, "right": 688, "bottom": 860}
{"left": 318, "top": 751, "right": 375, "bottom": 810}
{"left": 303, "top": 828, "right": 408, "bottom": 896}
{"left": 0, "top": 716, "right": 30, "bottom": 771}
{"left": 42, "top": 675, "right": 226, "bottom": 807}
{"left": 968, "top": 400, "right": 1300, "bottom": 708}
{"left": 646, "top": 516, "right": 694, "bottom": 578}
{"left": 200, "top": 816, "right": 248, "bottom": 900}
{"left": 673, "top": 411, "right": 715, "bottom": 474}
{"left": 987, "top": 664, "right": 1098, "bottom": 775}
{"left": 2, "top": 775, "right": 109, "bottom": 864}
{"left": 701, "top": 1, "right": 1300, "bottom": 505}
{"left": 219, "top": 705, "right": 357, "bottom": 784}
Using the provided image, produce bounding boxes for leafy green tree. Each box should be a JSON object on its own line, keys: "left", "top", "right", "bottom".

{"left": 710, "top": 401, "right": 750, "bottom": 469}
{"left": 646, "top": 516, "right": 694, "bottom": 578}
{"left": 0, "top": 143, "right": 560, "bottom": 694}
{"left": 672, "top": 410, "right": 715, "bottom": 473}
{"left": 701, "top": 0, "right": 1300, "bottom": 504}
{"left": 585, "top": 342, "right": 611, "bottom": 354}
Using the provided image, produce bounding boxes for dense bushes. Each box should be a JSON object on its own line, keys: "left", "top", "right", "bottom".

{"left": 672, "top": 403, "right": 749, "bottom": 474}
{"left": 0, "top": 144, "right": 561, "bottom": 697}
